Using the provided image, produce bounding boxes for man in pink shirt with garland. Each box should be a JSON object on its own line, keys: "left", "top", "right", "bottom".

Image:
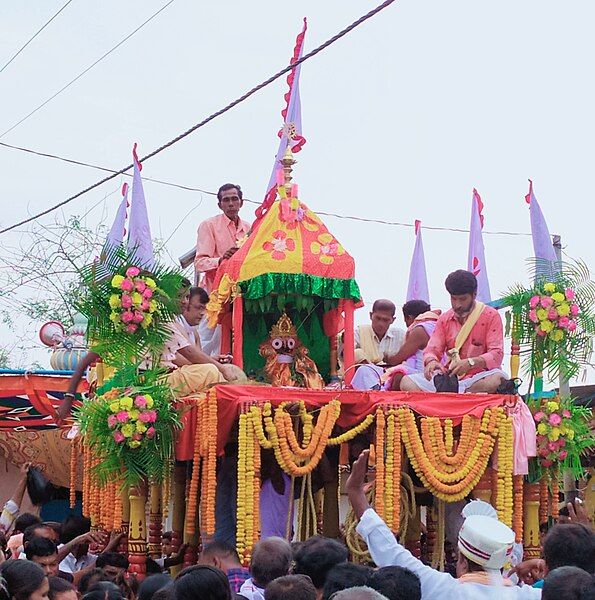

{"left": 401, "top": 270, "right": 509, "bottom": 394}
{"left": 194, "top": 183, "right": 251, "bottom": 293}
{"left": 194, "top": 183, "right": 251, "bottom": 355}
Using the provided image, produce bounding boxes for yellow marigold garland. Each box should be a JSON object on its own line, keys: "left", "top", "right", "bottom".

{"left": 384, "top": 410, "right": 395, "bottom": 531}
{"left": 392, "top": 410, "right": 402, "bottom": 531}
{"left": 327, "top": 414, "right": 375, "bottom": 445}
{"left": 253, "top": 420, "right": 261, "bottom": 548}
{"left": 374, "top": 408, "right": 386, "bottom": 519}
{"left": 236, "top": 411, "right": 248, "bottom": 562}
{"left": 496, "top": 411, "right": 514, "bottom": 527}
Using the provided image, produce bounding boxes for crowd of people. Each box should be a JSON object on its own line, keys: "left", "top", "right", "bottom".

{"left": 1, "top": 455, "right": 594, "bottom": 600}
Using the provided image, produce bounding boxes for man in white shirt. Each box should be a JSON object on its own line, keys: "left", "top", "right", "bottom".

{"left": 346, "top": 450, "right": 541, "bottom": 599}
{"left": 354, "top": 299, "right": 405, "bottom": 364}
{"left": 351, "top": 299, "right": 405, "bottom": 390}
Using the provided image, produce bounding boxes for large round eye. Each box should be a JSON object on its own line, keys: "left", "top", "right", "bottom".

{"left": 286, "top": 338, "right": 296, "bottom": 350}
{"left": 272, "top": 338, "right": 283, "bottom": 350}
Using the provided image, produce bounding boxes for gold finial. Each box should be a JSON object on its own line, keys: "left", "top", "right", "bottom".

{"left": 270, "top": 313, "right": 297, "bottom": 338}
{"left": 281, "top": 143, "right": 296, "bottom": 195}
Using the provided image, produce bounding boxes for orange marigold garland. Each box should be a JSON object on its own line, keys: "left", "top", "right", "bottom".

{"left": 70, "top": 437, "right": 78, "bottom": 509}
{"left": 551, "top": 469, "right": 559, "bottom": 519}
{"left": 374, "top": 408, "right": 386, "bottom": 519}
{"left": 255, "top": 400, "right": 340, "bottom": 477}
{"left": 539, "top": 473, "right": 549, "bottom": 525}
{"left": 185, "top": 403, "right": 202, "bottom": 536}
{"left": 113, "top": 479, "right": 123, "bottom": 531}
{"left": 513, "top": 474, "right": 524, "bottom": 543}
{"left": 82, "top": 445, "right": 90, "bottom": 516}
{"left": 399, "top": 407, "right": 501, "bottom": 502}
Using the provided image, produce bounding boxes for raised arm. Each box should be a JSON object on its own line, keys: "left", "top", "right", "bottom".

{"left": 346, "top": 450, "right": 455, "bottom": 597}
{"left": 0, "top": 463, "right": 30, "bottom": 533}
{"left": 56, "top": 351, "right": 99, "bottom": 423}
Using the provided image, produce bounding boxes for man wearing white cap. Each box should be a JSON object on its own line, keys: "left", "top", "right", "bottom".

{"left": 346, "top": 450, "right": 541, "bottom": 599}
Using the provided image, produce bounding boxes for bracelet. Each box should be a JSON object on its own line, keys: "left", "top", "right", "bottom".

{"left": 63, "top": 393, "right": 75, "bottom": 399}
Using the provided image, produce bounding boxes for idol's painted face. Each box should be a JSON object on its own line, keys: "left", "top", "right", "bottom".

{"left": 450, "top": 293, "right": 476, "bottom": 319}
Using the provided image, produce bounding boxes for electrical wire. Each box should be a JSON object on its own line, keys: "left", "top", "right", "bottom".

{"left": 0, "top": 140, "right": 217, "bottom": 195}
{"left": 0, "top": 0, "right": 176, "bottom": 139}
{"left": 0, "top": 139, "right": 531, "bottom": 236}
{"left": 0, "top": 0, "right": 75, "bottom": 74}
{"left": 0, "top": 0, "right": 397, "bottom": 236}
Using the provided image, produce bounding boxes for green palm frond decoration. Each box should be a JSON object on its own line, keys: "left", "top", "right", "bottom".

{"left": 501, "top": 259, "right": 595, "bottom": 382}
{"left": 76, "top": 245, "right": 185, "bottom": 367}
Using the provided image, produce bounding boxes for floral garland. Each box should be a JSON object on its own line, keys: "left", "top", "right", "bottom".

{"left": 400, "top": 407, "right": 502, "bottom": 502}
{"left": 248, "top": 401, "right": 341, "bottom": 477}
{"left": 109, "top": 267, "right": 158, "bottom": 334}
{"left": 75, "top": 369, "right": 180, "bottom": 488}
{"left": 533, "top": 396, "right": 593, "bottom": 477}
{"left": 528, "top": 282, "right": 579, "bottom": 342}
{"left": 502, "top": 260, "right": 595, "bottom": 381}
{"left": 77, "top": 246, "right": 186, "bottom": 366}
{"left": 106, "top": 390, "right": 158, "bottom": 448}
{"left": 495, "top": 412, "right": 514, "bottom": 527}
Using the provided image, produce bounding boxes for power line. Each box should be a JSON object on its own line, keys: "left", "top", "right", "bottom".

{"left": 0, "top": 0, "right": 176, "bottom": 139}
{"left": 0, "top": 140, "right": 216, "bottom": 195}
{"left": 0, "top": 0, "right": 75, "bottom": 74}
{"left": 0, "top": 0, "right": 398, "bottom": 236}
{"left": 0, "top": 139, "right": 532, "bottom": 237}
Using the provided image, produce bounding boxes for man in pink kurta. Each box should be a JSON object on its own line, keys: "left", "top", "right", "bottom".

{"left": 194, "top": 183, "right": 251, "bottom": 293}
{"left": 401, "top": 270, "right": 508, "bottom": 394}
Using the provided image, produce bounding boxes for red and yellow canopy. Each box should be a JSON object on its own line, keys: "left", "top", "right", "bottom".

{"left": 207, "top": 187, "right": 361, "bottom": 324}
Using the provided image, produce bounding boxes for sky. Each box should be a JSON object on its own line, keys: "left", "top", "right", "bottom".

{"left": 0, "top": 0, "right": 593, "bottom": 384}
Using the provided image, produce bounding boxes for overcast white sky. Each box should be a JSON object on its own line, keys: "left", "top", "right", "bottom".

{"left": 1, "top": 0, "right": 593, "bottom": 384}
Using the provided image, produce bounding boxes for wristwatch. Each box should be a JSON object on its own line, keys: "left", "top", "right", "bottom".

{"left": 467, "top": 357, "right": 476, "bottom": 367}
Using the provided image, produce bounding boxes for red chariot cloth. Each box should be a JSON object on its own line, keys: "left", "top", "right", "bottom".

{"left": 175, "top": 385, "right": 508, "bottom": 460}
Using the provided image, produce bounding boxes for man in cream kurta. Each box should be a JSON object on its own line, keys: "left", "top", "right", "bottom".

{"left": 350, "top": 298, "right": 405, "bottom": 390}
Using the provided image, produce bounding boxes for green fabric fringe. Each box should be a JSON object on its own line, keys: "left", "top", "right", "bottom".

{"left": 239, "top": 272, "right": 361, "bottom": 302}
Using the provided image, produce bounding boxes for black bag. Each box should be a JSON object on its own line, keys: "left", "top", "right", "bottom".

{"left": 433, "top": 372, "right": 459, "bottom": 393}
{"left": 26, "top": 467, "right": 55, "bottom": 505}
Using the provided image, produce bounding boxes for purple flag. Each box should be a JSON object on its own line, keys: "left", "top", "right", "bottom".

{"left": 127, "top": 144, "right": 155, "bottom": 270}
{"left": 104, "top": 182, "right": 129, "bottom": 251}
{"left": 406, "top": 220, "right": 430, "bottom": 303}
{"left": 525, "top": 180, "right": 557, "bottom": 278}
{"left": 256, "top": 19, "right": 307, "bottom": 220}
{"left": 467, "top": 189, "right": 491, "bottom": 302}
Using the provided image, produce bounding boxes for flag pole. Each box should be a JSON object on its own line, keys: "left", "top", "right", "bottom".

{"left": 553, "top": 234, "right": 577, "bottom": 505}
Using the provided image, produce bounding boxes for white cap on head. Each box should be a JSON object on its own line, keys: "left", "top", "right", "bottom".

{"left": 458, "top": 514, "right": 515, "bottom": 571}
{"left": 461, "top": 499, "right": 498, "bottom": 520}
